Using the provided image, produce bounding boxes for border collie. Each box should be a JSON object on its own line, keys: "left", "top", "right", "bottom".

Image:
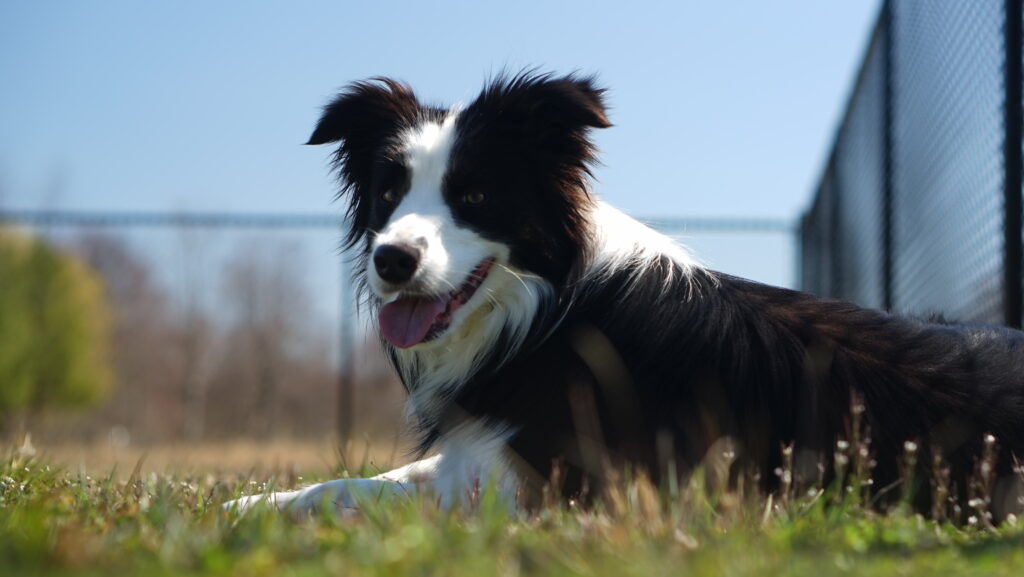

{"left": 228, "top": 72, "right": 1024, "bottom": 518}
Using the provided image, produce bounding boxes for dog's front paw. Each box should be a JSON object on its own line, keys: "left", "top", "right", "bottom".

{"left": 223, "top": 478, "right": 405, "bottom": 517}
{"left": 221, "top": 488, "right": 308, "bottom": 515}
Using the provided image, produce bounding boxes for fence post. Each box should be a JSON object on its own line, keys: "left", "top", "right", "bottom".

{"left": 829, "top": 164, "right": 842, "bottom": 297}
{"left": 882, "top": 0, "right": 896, "bottom": 313}
{"left": 337, "top": 258, "right": 355, "bottom": 447}
{"left": 1005, "top": 0, "right": 1023, "bottom": 329}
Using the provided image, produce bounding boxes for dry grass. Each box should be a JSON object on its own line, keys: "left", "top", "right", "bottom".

{"left": 23, "top": 435, "right": 409, "bottom": 479}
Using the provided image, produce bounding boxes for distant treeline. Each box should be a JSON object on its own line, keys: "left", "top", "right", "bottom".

{"left": 0, "top": 226, "right": 405, "bottom": 446}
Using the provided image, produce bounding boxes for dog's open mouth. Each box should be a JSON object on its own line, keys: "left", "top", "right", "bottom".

{"left": 378, "top": 258, "right": 495, "bottom": 349}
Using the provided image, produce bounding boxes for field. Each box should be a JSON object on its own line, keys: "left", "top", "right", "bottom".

{"left": 3, "top": 440, "right": 1024, "bottom": 577}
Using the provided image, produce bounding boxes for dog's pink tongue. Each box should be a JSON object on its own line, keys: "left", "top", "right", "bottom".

{"left": 379, "top": 296, "right": 447, "bottom": 349}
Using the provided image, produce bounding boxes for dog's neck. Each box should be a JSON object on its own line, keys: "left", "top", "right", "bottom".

{"left": 384, "top": 201, "right": 703, "bottom": 429}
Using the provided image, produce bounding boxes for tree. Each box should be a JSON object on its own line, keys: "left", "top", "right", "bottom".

{"left": 221, "top": 239, "right": 307, "bottom": 439}
{"left": 0, "top": 231, "right": 33, "bottom": 418}
{"left": 73, "top": 232, "right": 182, "bottom": 441}
{"left": 0, "top": 228, "right": 112, "bottom": 432}
{"left": 173, "top": 227, "right": 220, "bottom": 442}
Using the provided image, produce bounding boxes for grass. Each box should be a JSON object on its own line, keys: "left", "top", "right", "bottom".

{"left": 34, "top": 437, "right": 406, "bottom": 477}
{"left": 3, "top": 441, "right": 1024, "bottom": 577}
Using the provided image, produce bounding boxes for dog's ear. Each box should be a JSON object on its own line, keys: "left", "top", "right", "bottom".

{"left": 307, "top": 78, "right": 420, "bottom": 197}
{"left": 461, "top": 71, "right": 610, "bottom": 198}
{"left": 308, "top": 79, "right": 420, "bottom": 248}
{"left": 459, "top": 72, "right": 610, "bottom": 281}
{"left": 464, "top": 71, "right": 611, "bottom": 144}
{"left": 307, "top": 78, "right": 420, "bottom": 146}
{"left": 517, "top": 72, "right": 611, "bottom": 134}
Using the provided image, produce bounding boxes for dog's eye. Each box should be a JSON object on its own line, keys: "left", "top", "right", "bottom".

{"left": 462, "top": 192, "right": 486, "bottom": 205}
{"left": 381, "top": 190, "right": 398, "bottom": 203}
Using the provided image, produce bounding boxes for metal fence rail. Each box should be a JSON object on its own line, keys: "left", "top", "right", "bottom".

{"left": 802, "top": 0, "right": 1024, "bottom": 328}
{"left": 0, "top": 209, "right": 343, "bottom": 229}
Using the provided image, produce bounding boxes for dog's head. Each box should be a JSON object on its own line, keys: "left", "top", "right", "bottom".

{"left": 308, "top": 72, "right": 609, "bottom": 351}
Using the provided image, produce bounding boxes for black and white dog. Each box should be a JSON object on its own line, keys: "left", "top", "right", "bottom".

{"left": 229, "top": 72, "right": 1024, "bottom": 516}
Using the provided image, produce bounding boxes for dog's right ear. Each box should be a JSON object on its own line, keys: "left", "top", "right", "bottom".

{"left": 307, "top": 78, "right": 420, "bottom": 146}
{"left": 307, "top": 79, "right": 420, "bottom": 248}
{"left": 307, "top": 79, "right": 420, "bottom": 198}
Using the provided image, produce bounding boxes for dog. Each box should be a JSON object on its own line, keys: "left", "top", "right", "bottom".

{"left": 227, "top": 72, "right": 1024, "bottom": 518}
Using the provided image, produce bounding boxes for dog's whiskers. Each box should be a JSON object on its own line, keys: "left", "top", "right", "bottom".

{"left": 498, "top": 264, "right": 538, "bottom": 298}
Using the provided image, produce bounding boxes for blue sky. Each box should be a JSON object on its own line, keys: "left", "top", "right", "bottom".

{"left": 0, "top": 1, "right": 880, "bottom": 287}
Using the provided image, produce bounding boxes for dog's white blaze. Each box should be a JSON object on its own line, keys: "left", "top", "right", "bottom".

{"left": 373, "top": 113, "right": 497, "bottom": 310}
{"left": 371, "top": 115, "right": 462, "bottom": 299}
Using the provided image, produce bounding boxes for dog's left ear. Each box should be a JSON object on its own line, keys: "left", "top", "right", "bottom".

{"left": 462, "top": 72, "right": 611, "bottom": 210}
{"left": 465, "top": 72, "right": 611, "bottom": 143}
{"left": 510, "top": 73, "right": 611, "bottom": 135}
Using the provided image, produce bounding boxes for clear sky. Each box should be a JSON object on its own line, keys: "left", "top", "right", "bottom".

{"left": 0, "top": 1, "right": 880, "bottom": 287}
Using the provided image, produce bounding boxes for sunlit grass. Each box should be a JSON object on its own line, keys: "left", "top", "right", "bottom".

{"left": 2, "top": 443, "right": 1024, "bottom": 577}
{"left": 32, "top": 436, "right": 407, "bottom": 479}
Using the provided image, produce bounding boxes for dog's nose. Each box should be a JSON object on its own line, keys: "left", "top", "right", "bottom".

{"left": 373, "top": 244, "right": 421, "bottom": 284}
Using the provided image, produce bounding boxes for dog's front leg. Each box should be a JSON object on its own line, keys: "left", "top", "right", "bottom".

{"left": 224, "top": 454, "right": 441, "bottom": 516}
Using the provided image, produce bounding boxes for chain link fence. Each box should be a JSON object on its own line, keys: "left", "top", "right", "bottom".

{"left": 802, "top": 0, "right": 1023, "bottom": 327}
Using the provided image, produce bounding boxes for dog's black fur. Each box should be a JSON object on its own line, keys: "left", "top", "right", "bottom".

{"left": 454, "top": 266, "right": 1024, "bottom": 513}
